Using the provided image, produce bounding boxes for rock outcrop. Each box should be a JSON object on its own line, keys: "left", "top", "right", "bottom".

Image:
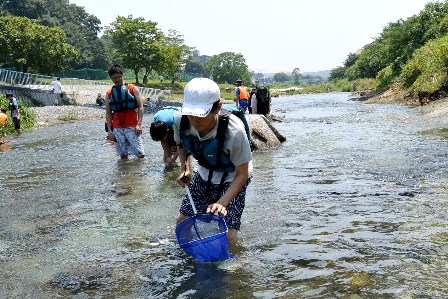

{"left": 247, "top": 114, "right": 286, "bottom": 149}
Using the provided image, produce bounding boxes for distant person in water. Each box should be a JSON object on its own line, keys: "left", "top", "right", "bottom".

{"left": 235, "top": 79, "right": 249, "bottom": 113}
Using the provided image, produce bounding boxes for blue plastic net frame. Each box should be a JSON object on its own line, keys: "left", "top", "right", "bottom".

{"left": 175, "top": 214, "right": 234, "bottom": 262}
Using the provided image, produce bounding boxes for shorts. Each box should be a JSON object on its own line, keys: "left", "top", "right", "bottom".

{"left": 12, "top": 117, "right": 20, "bottom": 130}
{"left": 179, "top": 172, "right": 252, "bottom": 230}
{"left": 238, "top": 99, "right": 248, "bottom": 108}
{"left": 113, "top": 127, "right": 145, "bottom": 157}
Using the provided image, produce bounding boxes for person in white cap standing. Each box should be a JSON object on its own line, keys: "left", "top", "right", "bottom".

{"left": 173, "top": 78, "right": 253, "bottom": 245}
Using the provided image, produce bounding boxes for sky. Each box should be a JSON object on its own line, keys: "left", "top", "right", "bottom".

{"left": 70, "top": 0, "right": 434, "bottom": 73}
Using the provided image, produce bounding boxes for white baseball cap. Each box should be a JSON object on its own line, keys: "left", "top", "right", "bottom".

{"left": 182, "top": 78, "right": 220, "bottom": 117}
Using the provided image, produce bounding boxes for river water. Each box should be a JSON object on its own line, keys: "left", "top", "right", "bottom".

{"left": 1, "top": 92, "right": 448, "bottom": 298}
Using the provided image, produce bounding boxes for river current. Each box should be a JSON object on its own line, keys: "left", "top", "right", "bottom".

{"left": 1, "top": 92, "right": 448, "bottom": 298}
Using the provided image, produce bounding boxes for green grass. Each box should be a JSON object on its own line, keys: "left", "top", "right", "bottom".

{"left": 58, "top": 110, "right": 78, "bottom": 121}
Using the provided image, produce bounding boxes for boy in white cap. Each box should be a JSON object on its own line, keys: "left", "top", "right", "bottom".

{"left": 173, "top": 78, "right": 253, "bottom": 245}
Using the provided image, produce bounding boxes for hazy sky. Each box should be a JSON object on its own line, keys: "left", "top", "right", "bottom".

{"left": 70, "top": 0, "right": 434, "bottom": 73}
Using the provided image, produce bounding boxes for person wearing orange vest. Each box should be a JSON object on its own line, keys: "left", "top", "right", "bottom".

{"left": 0, "top": 108, "right": 8, "bottom": 143}
{"left": 105, "top": 64, "right": 145, "bottom": 159}
{"left": 235, "top": 79, "right": 249, "bottom": 113}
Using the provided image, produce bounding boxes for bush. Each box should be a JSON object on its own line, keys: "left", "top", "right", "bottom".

{"left": 352, "top": 78, "right": 377, "bottom": 92}
{"left": 399, "top": 35, "right": 448, "bottom": 96}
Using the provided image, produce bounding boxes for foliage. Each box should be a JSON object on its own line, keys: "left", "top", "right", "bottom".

{"left": 0, "top": 95, "right": 37, "bottom": 134}
{"left": 58, "top": 110, "right": 78, "bottom": 121}
{"left": 1, "top": 0, "right": 107, "bottom": 70}
{"left": 352, "top": 78, "right": 378, "bottom": 92}
{"left": 203, "top": 52, "right": 251, "bottom": 84}
{"left": 0, "top": 16, "right": 78, "bottom": 74}
{"left": 273, "top": 72, "right": 291, "bottom": 82}
{"left": 329, "top": 66, "right": 347, "bottom": 81}
{"left": 158, "top": 30, "right": 192, "bottom": 83}
{"left": 399, "top": 34, "right": 448, "bottom": 96}
{"left": 105, "top": 16, "right": 163, "bottom": 84}
{"left": 344, "top": 52, "right": 358, "bottom": 67}
{"left": 330, "top": 78, "right": 353, "bottom": 92}
{"left": 184, "top": 60, "right": 205, "bottom": 75}
{"left": 292, "top": 67, "right": 301, "bottom": 84}
{"left": 376, "top": 64, "right": 398, "bottom": 88}
{"left": 344, "top": 1, "right": 448, "bottom": 84}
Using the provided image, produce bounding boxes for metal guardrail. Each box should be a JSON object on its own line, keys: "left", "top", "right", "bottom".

{"left": 0, "top": 69, "right": 171, "bottom": 105}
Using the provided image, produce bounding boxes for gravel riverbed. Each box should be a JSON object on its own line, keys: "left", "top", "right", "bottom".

{"left": 31, "top": 105, "right": 106, "bottom": 127}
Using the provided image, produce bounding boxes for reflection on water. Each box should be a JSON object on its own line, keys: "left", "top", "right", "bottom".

{"left": 1, "top": 93, "right": 448, "bottom": 298}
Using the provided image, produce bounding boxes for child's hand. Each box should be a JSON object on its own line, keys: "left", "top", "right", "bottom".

{"left": 207, "top": 203, "right": 227, "bottom": 216}
{"left": 176, "top": 170, "right": 190, "bottom": 187}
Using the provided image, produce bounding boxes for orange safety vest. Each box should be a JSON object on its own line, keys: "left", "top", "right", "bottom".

{"left": 237, "top": 86, "right": 249, "bottom": 100}
{"left": 0, "top": 112, "right": 7, "bottom": 126}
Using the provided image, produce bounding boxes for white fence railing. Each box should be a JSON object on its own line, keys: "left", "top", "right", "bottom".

{"left": 0, "top": 69, "right": 171, "bottom": 105}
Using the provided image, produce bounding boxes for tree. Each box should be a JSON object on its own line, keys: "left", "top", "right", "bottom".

{"left": 329, "top": 66, "right": 347, "bottom": 81}
{"left": 292, "top": 67, "right": 301, "bottom": 84}
{"left": 344, "top": 52, "right": 358, "bottom": 67}
{"left": 185, "top": 60, "right": 205, "bottom": 75}
{"left": 159, "top": 29, "right": 192, "bottom": 83}
{"left": 273, "top": 72, "right": 290, "bottom": 83}
{"left": 1, "top": 0, "right": 108, "bottom": 69}
{"left": 203, "top": 52, "right": 251, "bottom": 84}
{"left": 0, "top": 16, "right": 77, "bottom": 74}
{"left": 105, "top": 16, "right": 163, "bottom": 84}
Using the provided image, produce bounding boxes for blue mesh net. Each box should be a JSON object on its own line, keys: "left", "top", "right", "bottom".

{"left": 175, "top": 214, "right": 234, "bottom": 262}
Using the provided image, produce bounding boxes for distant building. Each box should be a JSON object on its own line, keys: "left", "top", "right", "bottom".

{"left": 192, "top": 50, "right": 210, "bottom": 64}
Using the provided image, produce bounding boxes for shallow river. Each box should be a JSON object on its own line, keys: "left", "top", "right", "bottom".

{"left": 1, "top": 92, "right": 448, "bottom": 298}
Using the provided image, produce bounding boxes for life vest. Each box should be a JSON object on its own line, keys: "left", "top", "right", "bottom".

{"left": 179, "top": 110, "right": 235, "bottom": 173}
{"left": 0, "top": 112, "right": 7, "bottom": 126}
{"left": 154, "top": 106, "right": 181, "bottom": 127}
{"left": 107, "top": 83, "right": 136, "bottom": 111}
{"left": 236, "top": 86, "right": 249, "bottom": 100}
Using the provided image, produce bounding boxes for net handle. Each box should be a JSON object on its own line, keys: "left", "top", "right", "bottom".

{"left": 185, "top": 185, "right": 198, "bottom": 215}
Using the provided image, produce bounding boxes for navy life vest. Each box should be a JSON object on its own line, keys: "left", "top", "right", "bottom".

{"left": 180, "top": 110, "right": 235, "bottom": 173}
{"left": 179, "top": 107, "right": 252, "bottom": 198}
{"left": 107, "top": 83, "right": 136, "bottom": 112}
{"left": 179, "top": 106, "right": 252, "bottom": 171}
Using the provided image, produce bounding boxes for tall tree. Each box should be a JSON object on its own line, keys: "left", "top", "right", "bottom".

{"left": 160, "top": 30, "right": 192, "bottom": 83}
{"left": 204, "top": 52, "right": 251, "bottom": 84}
{"left": 292, "top": 67, "right": 301, "bottom": 84}
{"left": 105, "top": 15, "right": 163, "bottom": 84}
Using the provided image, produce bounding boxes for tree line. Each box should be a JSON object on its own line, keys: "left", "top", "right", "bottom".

{"left": 329, "top": 0, "right": 448, "bottom": 99}
{"left": 0, "top": 0, "right": 252, "bottom": 85}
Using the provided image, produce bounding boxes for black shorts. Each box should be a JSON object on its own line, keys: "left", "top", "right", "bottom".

{"left": 12, "top": 117, "right": 20, "bottom": 130}
{"left": 179, "top": 172, "right": 251, "bottom": 230}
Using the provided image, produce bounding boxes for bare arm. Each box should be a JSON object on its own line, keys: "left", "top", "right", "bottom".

{"left": 133, "top": 86, "right": 144, "bottom": 135}
{"left": 161, "top": 140, "right": 172, "bottom": 164}
{"left": 176, "top": 147, "right": 191, "bottom": 187}
{"left": 105, "top": 95, "right": 113, "bottom": 140}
